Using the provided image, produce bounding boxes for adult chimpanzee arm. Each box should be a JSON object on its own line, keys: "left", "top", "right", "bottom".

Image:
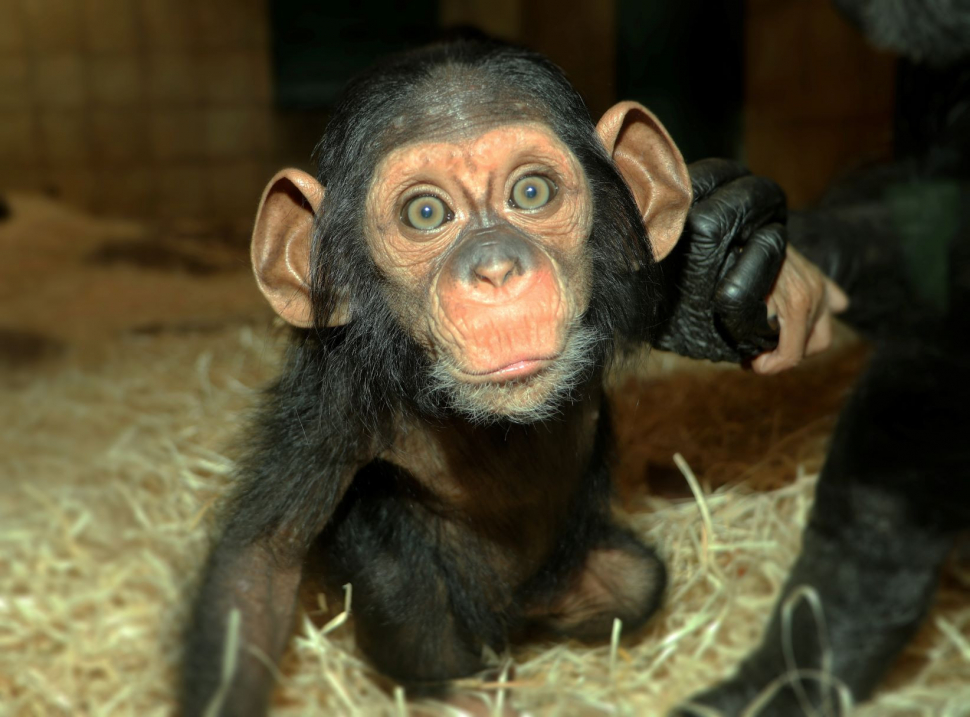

{"left": 180, "top": 374, "right": 366, "bottom": 717}
{"left": 673, "top": 340, "right": 966, "bottom": 716}
{"left": 787, "top": 178, "right": 970, "bottom": 338}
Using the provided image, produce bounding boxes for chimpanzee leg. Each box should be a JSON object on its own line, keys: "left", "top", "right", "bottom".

{"left": 528, "top": 523, "right": 667, "bottom": 641}
{"left": 318, "top": 462, "right": 508, "bottom": 690}
{"left": 676, "top": 486, "right": 950, "bottom": 717}
{"left": 675, "top": 342, "right": 963, "bottom": 717}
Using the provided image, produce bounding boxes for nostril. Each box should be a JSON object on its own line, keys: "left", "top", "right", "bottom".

{"left": 474, "top": 257, "right": 518, "bottom": 288}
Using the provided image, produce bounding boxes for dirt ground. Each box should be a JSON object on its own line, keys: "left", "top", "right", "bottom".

{"left": 1, "top": 194, "right": 967, "bottom": 716}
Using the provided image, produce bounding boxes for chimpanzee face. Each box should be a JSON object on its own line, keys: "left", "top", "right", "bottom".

{"left": 364, "top": 123, "right": 595, "bottom": 420}
{"left": 250, "top": 99, "right": 691, "bottom": 424}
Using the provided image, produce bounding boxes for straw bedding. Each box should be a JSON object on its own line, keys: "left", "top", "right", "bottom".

{"left": 1, "top": 195, "right": 968, "bottom": 716}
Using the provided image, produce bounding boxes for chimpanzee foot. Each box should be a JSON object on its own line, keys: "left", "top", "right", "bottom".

{"left": 531, "top": 526, "right": 666, "bottom": 641}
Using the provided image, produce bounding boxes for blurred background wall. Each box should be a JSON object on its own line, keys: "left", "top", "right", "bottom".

{"left": 745, "top": 0, "right": 895, "bottom": 206}
{"left": 0, "top": 0, "right": 896, "bottom": 225}
{"left": 0, "top": 0, "right": 273, "bottom": 223}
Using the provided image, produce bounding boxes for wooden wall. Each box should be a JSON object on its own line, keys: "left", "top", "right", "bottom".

{"left": 0, "top": 0, "right": 898, "bottom": 220}
{"left": 744, "top": 0, "right": 897, "bottom": 207}
{"left": 0, "top": 0, "right": 273, "bottom": 221}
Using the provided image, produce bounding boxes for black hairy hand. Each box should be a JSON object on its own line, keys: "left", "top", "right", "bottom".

{"left": 652, "top": 159, "right": 787, "bottom": 363}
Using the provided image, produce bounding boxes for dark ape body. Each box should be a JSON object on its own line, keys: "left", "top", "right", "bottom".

{"left": 319, "top": 392, "right": 663, "bottom": 683}
{"left": 184, "top": 364, "right": 663, "bottom": 713}
{"left": 680, "top": 6, "right": 970, "bottom": 713}
{"left": 181, "top": 42, "right": 700, "bottom": 717}
{"left": 683, "top": 293, "right": 970, "bottom": 709}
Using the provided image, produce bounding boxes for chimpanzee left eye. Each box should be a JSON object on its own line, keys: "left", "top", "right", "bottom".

{"left": 510, "top": 175, "right": 555, "bottom": 210}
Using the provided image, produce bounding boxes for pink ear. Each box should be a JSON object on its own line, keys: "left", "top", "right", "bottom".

{"left": 251, "top": 169, "right": 350, "bottom": 328}
{"left": 596, "top": 101, "right": 692, "bottom": 261}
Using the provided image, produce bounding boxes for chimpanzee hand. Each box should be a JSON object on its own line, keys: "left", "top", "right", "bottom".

{"left": 652, "top": 159, "right": 848, "bottom": 371}
{"left": 651, "top": 159, "right": 787, "bottom": 363}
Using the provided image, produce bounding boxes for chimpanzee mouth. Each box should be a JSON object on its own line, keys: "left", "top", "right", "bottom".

{"left": 461, "top": 356, "right": 557, "bottom": 382}
{"left": 430, "top": 323, "right": 600, "bottom": 424}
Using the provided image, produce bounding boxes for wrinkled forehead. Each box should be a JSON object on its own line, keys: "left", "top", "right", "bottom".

{"left": 379, "top": 121, "right": 573, "bottom": 170}
{"left": 368, "top": 122, "right": 583, "bottom": 206}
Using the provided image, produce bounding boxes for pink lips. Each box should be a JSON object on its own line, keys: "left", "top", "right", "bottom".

{"left": 464, "top": 357, "right": 554, "bottom": 381}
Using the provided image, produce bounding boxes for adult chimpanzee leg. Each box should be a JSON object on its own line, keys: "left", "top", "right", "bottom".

{"left": 319, "top": 461, "right": 510, "bottom": 690}
{"left": 675, "top": 341, "right": 967, "bottom": 717}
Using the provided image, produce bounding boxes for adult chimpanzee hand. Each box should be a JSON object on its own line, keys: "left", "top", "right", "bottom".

{"left": 652, "top": 159, "right": 847, "bottom": 372}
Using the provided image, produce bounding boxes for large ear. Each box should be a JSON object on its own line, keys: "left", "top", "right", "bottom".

{"left": 595, "top": 101, "right": 692, "bottom": 261}
{"left": 251, "top": 169, "right": 349, "bottom": 327}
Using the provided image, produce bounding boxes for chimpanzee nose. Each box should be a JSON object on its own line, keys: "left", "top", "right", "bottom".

{"left": 473, "top": 247, "right": 519, "bottom": 287}
{"left": 447, "top": 227, "right": 537, "bottom": 293}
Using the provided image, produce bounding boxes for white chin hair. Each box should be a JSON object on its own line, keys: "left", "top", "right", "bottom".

{"left": 431, "top": 324, "right": 600, "bottom": 424}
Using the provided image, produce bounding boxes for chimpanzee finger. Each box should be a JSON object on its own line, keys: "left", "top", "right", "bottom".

{"left": 688, "top": 158, "right": 751, "bottom": 202}
{"left": 687, "top": 175, "right": 788, "bottom": 245}
{"left": 713, "top": 223, "right": 787, "bottom": 352}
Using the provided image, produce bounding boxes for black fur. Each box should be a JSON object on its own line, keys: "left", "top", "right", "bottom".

{"left": 230, "top": 39, "right": 665, "bottom": 546}
{"left": 834, "top": 0, "right": 970, "bottom": 66}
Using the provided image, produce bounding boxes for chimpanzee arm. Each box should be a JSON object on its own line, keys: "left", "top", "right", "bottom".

{"left": 181, "top": 534, "right": 306, "bottom": 717}
{"left": 673, "top": 341, "right": 965, "bottom": 716}
{"left": 180, "top": 376, "right": 367, "bottom": 717}
{"left": 787, "top": 183, "right": 969, "bottom": 337}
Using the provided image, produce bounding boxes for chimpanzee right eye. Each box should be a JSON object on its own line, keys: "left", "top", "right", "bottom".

{"left": 402, "top": 195, "right": 453, "bottom": 231}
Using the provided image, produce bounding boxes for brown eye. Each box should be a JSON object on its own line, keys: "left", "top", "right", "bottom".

{"left": 403, "top": 195, "right": 451, "bottom": 231}
{"left": 510, "top": 175, "right": 555, "bottom": 210}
